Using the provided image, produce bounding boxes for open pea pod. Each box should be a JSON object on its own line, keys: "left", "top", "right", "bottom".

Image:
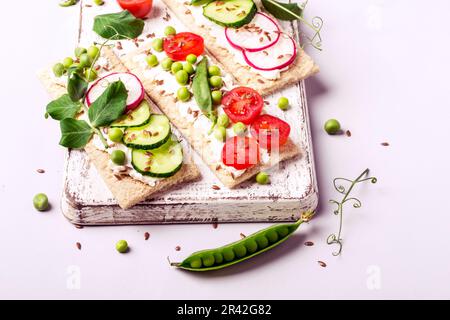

{"left": 170, "top": 212, "right": 314, "bottom": 272}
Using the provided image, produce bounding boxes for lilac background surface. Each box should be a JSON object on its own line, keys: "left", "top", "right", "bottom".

{"left": 0, "top": 0, "right": 449, "bottom": 299}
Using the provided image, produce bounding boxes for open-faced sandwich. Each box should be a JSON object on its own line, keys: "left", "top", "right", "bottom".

{"left": 39, "top": 47, "right": 200, "bottom": 209}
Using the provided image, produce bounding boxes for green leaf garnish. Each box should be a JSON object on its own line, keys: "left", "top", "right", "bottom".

{"left": 46, "top": 94, "right": 82, "bottom": 121}
{"left": 93, "top": 11, "right": 145, "bottom": 40}
{"left": 327, "top": 169, "right": 377, "bottom": 256}
{"left": 88, "top": 80, "right": 128, "bottom": 128}
{"left": 59, "top": 119, "right": 94, "bottom": 149}
{"left": 67, "top": 72, "right": 88, "bottom": 102}
{"left": 192, "top": 58, "right": 213, "bottom": 117}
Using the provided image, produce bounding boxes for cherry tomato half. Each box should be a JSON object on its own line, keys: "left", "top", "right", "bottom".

{"left": 250, "top": 114, "right": 291, "bottom": 150}
{"left": 163, "top": 32, "right": 205, "bottom": 61}
{"left": 117, "top": 0, "right": 153, "bottom": 19}
{"left": 221, "top": 136, "right": 260, "bottom": 170}
{"left": 222, "top": 87, "right": 264, "bottom": 125}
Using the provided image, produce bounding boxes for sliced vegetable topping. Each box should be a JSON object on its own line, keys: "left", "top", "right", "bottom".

{"left": 203, "top": 0, "right": 257, "bottom": 28}
{"left": 117, "top": 0, "right": 153, "bottom": 19}
{"left": 250, "top": 114, "right": 291, "bottom": 150}
{"left": 86, "top": 72, "right": 144, "bottom": 112}
{"left": 242, "top": 33, "right": 297, "bottom": 71}
{"left": 163, "top": 32, "right": 205, "bottom": 61}
{"left": 123, "top": 114, "right": 171, "bottom": 150}
{"left": 132, "top": 139, "right": 184, "bottom": 178}
{"left": 222, "top": 136, "right": 260, "bottom": 170}
{"left": 110, "top": 100, "right": 151, "bottom": 128}
{"left": 222, "top": 87, "right": 263, "bottom": 125}
{"left": 225, "top": 12, "right": 280, "bottom": 52}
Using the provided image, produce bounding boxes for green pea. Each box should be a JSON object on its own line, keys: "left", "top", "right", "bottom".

{"left": 217, "top": 114, "right": 229, "bottom": 127}
{"left": 186, "top": 54, "right": 197, "bottom": 64}
{"left": 161, "top": 57, "right": 173, "bottom": 71}
{"left": 324, "top": 119, "right": 341, "bottom": 135}
{"left": 245, "top": 239, "right": 258, "bottom": 254}
{"left": 183, "top": 62, "right": 195, "bottom": 75}
{"left": 177, "top": 87, "right": 191, "bottom": 102}
{"left": 74, "top": 47, "right": 87, "bottom": 58}
{"left": 208, "top": 65, "right": 221, "bottom": 76}
{"left": 214, "top": 126, "right": 227, "bottom": 142}
{"left": 175, "top": 70, "right": 189, "bottom": 85}
{"left": 111, "top": 150, "right": 126, "bottom": 165}
{"left": 256, "top": 172, "right": 270, "bottom": 185}
{"left": 84, "top": 69, "right": 98, "bottom": 82}
{"left": 171, "top": 62, "right": 183, "bottom": 74}
{"left": 164, "top": 26, "right": 177, "bottom": 36}
{"left": 256, "top": 236, "right": 269, "bottom": 249}
{"left": 233, "top": 244, "right": 247, "bottom": 258}
{"left": 202, "top": 254, "right": 215, "bottom": 267}
{"left": 266, "top": 230, "right": 279, "bottom": 244}
{"left": 209, "top": 76, "right": 223, "bottom": 88}
{"left": 213, "top": 252, "right": 224, "bottom": 264}
{"left": 52, "top": 63, "right": 65, "bottom": 77}
{"left": 116, "top": 240, "right": 128, "bottom": 253}
{"left": 152, "top": 38, "right": 164, "bottom": 52}
{"left": 211, "top": 90, "right": 223, "bottom": 105}
{"left": 62, "top": 57, "right": 74, "bottom": 69}
{"left": 146, "top": 54, "right": 159, "bottom": 67}
{"left": 222, "top": 248, "right": 235, "bottom": 262}
{"left": 278, "top": 97, "right": 290, "bottom": 110}
{"left": 93, "top": 0, "right": 104, "bottom": 5}
{"left": 87, "top": 45, "right": 100, "bottom": 60}
{"left": 233, "top": 122, "right": 247, "bottom": 136}
{"left": 79, "top": 53, "right": 92, "bottom": 68}
{"left": 277, "top": 226, "right": 289, "bottom": 238}
{"left": 108, "top": 128, "right": 123, "bottom": 143}
{"left": 190, "top": 258, "right": 202, "bottom": 269}
{"left": 33, "top": 193, "right": 49, "bottom": 212}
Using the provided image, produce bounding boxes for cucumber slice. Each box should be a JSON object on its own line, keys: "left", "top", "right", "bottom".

{"left": 110, "top": 100, "right": 151, "bottom": 128}
{"left": 203, "top": 0, "right": 257, "bottom": 28}
{"left": 123, "top": 114, "right": 171, "bottom": 150}
{"left": 132, "top": 140, "right": 184, "bottom": 178}
{"left": 191, "top": 0, "right": 213, "bottom": 5}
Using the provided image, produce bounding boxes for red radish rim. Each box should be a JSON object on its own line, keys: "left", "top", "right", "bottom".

{"left": 242, "top": 34, "right": 298, "bottom": 71}
{"left": 86, "top": 72, "right": 145, "bottom": 111}
{"left": 225, "top": 12, "right": 281, "bottom": 52}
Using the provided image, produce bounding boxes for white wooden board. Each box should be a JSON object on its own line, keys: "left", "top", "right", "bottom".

{"left": 61, "top": 0, "right": 318, "bottom": 225}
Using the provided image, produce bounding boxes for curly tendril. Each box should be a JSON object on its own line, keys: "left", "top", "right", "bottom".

{"left": 327, "top": 169, "right": 377, "bottom": 256}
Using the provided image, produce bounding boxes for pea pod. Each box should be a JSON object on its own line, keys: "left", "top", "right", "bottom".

{"left": 170, "top": 211, "right": 314, "bottom": 272}
{"left": 192, "top": 58, "right": 213, "bottom": 118}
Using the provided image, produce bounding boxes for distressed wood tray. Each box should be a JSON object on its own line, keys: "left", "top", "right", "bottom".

{"left": 61, "top": 0, "right": 318, "bottom": 225}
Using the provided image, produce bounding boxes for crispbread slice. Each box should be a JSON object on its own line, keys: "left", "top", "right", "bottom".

{"left": 121, "top": 44, "right": 300, "bottom": 188}
{"left": 38, "top": 48, "right": 200, "bottom": 209}
{"left": 161, "top": 0, "right": 319, "bottom": 96}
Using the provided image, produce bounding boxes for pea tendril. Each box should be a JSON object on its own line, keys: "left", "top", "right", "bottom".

{"left": 327, "top": 169, "right": 377, "bottom": 256}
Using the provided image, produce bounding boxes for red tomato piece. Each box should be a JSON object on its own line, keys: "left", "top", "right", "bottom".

{"left": 163, "top": 32, "right": 205, "bottom": 61}
{"left": 117, "top": 0, "right": 153, "bottom": 19}
{"left": 221, "top": 136, "right": 260, "bottom": 170}
{"left": 222, "top": 87, "right": 264, "bottom": 125}
{"left": 250, "top": 114, "right": 291, "bottom": 150}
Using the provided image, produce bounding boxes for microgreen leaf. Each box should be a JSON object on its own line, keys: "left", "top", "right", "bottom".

{"left": 88, "top": 80, "right": 128, "bottom": 128}
{"left": 67, "top": 72, "right": 88, "bottom": 102}
{"left": 46, "top": 94, "right": 82, "bottom": 120}
{"left": 93, "top": 11, "right": 145, "bottom": 40}
{"left": 59, "top": 119, "right": 94, "bottom": 149}
{"left": 261, "top": 0, "right": 303, "bottom": 21}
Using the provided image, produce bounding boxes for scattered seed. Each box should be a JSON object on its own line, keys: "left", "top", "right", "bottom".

{"left": 346, "top": 130, "right": 352, "bottom": 137}
{"left": 144, "top": 232, "right": 150, "bottom": 240}
{"left": 175, "top": 246, "right": 181, "bottom": 251}
{"left": 240, "top": 233, "right": 246, "bottom": 239}
{"left": 75, "top": 225, "right": 84, "bottom": 229}
{"left": 37, "top": 169, "right": 45, "bottom": 174}
{"left": 318, "top": 261, "right": 327, "bottom": 268}
{"left": 381, "top": 142, "right": 390, "bottom": 146}
{"left": 212, "top": 185, "right": 221, "bottom": 190}
{"left": 304, "top": 241, "right": 314, "bottom": 247}
{"left": 257, "top": 79, "right": 265, "bottom": 84}
{"left": 76, "top": 242, "right": 82, "bottom": 250}
{"left": 212, "top": 219, "right": 219, "bottom": 229}
{"left": 116, "top": 42, "right": 123, "bottom": 50}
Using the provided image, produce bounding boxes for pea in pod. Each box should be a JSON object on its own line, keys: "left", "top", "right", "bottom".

{"left": 192, "top": 58, "right": 213, "bottom": 118}
{"left": 170, "top": 211, "right": 314, "bottom": 272}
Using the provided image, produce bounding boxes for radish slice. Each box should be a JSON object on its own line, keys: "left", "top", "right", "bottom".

{"left": 225, "top": 12, "right": 280, "bottom": 52}
{"left": 86, "top": 72, "right": 145, "bottom": 112}
{"left": 242, "top": 34, "right": 297, "bottom": 71}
